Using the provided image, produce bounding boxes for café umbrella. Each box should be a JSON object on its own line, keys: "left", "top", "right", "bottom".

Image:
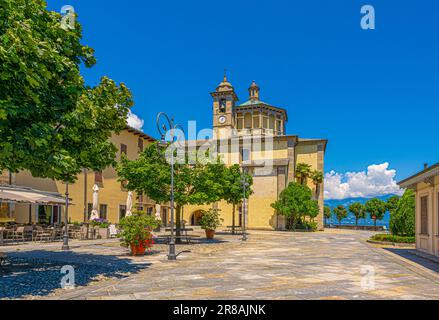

{"left": 89, "top": 184, "right": 100, "bottom": 220}
{"left": 125, "top": 191, "right": 133, "bottom": 217}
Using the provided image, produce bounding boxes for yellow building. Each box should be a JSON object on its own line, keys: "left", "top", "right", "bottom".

{"left": 183, "top": 76, "right": 327, "bottom": 230}
{"left": 8, "top": 127, "right": 172, "bottom": 225}
{"left": 399, "top": 163, "right": 439, "bottom": 257}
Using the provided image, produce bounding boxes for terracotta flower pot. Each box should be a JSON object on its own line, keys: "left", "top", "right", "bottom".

{"left": 205, "top": 229, "right": 215, "bottom": 239}
{"left": 130, "top": 242, "right": 146, "bottom": 256}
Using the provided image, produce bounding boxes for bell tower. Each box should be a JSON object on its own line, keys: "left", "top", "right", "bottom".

{"left": 211, "top": 72, "right": 238, "bottom": 139}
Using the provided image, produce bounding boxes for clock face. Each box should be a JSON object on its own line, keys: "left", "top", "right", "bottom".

{"left": 218, "top": 116, "right": 226, "bottom": 124}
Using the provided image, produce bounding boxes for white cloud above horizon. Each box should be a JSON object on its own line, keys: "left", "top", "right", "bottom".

{"left": 126, "top": 111, "right": 144, "bottom": 130}
{"left": 324, "top": 162, "right": 403, "bottom": 200}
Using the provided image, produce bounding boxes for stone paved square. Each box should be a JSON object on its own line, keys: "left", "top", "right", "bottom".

{"left": 1, "top": 229, "right": 439, "bottom": 300}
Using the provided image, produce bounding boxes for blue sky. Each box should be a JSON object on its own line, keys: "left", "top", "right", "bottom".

{"left": 47, "top": 0, "right": 438, "bottom": 197}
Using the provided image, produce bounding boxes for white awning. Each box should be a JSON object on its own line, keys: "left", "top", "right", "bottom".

{"left": 0, "top": 185, "right": 66, "bottom": 205}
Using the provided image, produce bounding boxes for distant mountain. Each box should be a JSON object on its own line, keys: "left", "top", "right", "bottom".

{"left": 324, "top": 194, "right": 397, "bottom": 228}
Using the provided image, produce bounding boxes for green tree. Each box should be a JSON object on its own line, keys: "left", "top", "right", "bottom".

{"left": 271, "top": 182, "right": 315, "bottom": 230}
{"left": 295, "top": 163, "right": 312, "bottom": 185}
{"left": 333, "top": 205, "right": 348, "bottom": 226}
{"left": 348, "top": 202, "right": 366, "bottom": 228}
{"left": 324, "top": 205, "right": 331, "bottom": 226}
{"left": 310, "top": 170, "right": 324, "bottom": 198}
{"left": 386, "top": 195, "right": 400, "bottom": 214}
{"left": 0, "top": 0, "right": 132, "bottom": 182}
{"left": 117, "top": 144, "right": 228, "bottom": 241}
{"left": 222, "top": 164, "right": 253, "bottom": 234}
{"left": 365, "top": 198, "right": 387, "bottom": 229}
{"left": 390, "top": 190, "right": 415, "bottom": 236}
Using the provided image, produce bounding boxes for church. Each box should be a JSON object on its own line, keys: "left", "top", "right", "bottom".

{"left": 183, "top": 75, "right": 328, "bottom": 230}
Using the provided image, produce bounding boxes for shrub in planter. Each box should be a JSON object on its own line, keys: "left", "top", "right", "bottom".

{"left": 118, "top": 212, "right": 160, "bottom": 255}
{"left": 199, "top": 208, "right": 223, "bottom": 239}
{"left": 371, "top": 233, "right": 415, "bottom": 244}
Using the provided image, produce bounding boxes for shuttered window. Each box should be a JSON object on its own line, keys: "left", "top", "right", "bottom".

{"left": 120, "top": 144, "right": 127, "bottom": 155}
{"left": 138, "top": 138, "right": 144, "bottom": 153}
{"left": 94, "top": 171, "right": 103, "bottom": 186}
{"left": 420, "top": 196, "right": 428, "bottom": 235}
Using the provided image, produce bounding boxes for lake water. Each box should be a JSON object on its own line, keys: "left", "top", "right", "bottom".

{"left": 325, "top": 212, "right": 390, "bottom": 228}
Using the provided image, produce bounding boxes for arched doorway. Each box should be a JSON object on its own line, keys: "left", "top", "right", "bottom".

{"left": 190, "top": 210, "right": 204, "bottom": 226}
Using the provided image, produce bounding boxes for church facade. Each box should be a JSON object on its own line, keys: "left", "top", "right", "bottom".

{"left": 183, "top": 76, "right": 328, "bottom": 230}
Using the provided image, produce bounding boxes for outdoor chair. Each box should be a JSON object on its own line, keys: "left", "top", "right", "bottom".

{"left": 0, "top": 251, "right": 6, "bottom": 267}
{"left": 109, "top": 224, "right": 119, "bottom": 238}
{"left": 12, "top": 226, "right": 27, "bottom": 243}
{"left": 33, "top": 226, "right": 52, "bottom": 242}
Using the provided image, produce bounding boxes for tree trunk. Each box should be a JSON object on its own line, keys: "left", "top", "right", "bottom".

{"left": 355, "top": 217, "right": 358, "bottom": 230}
{"left": 232, "top": 203, "right": 236, "bottom": 235}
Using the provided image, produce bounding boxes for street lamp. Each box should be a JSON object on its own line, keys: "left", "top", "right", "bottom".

{"left": 156, "top": 112, "right": 184, "bottom": 261}
{"left": 241, "top": 167, "right": 249, "bottom": 241}
{"left": 61, "top": 182, "right": 70, "bottom": 250}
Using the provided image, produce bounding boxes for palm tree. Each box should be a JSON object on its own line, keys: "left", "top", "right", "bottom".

{"left": 348, "top": 202, "right": 366, "bottom": 229}
{"left": 310, "top": 170, "right": 323, "bottom": 199}
{"left": 295, "top": 163, "right": 312, "bottom": 185}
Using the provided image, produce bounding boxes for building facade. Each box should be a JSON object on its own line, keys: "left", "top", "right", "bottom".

{"left": 183, "top": 76, "right": 327, "bottom": 230}
{"left": 8, "top": 127, "right": 171, "bottom": 225}
{"left": 399, "top": 163, "right": 439, "bottom": 257}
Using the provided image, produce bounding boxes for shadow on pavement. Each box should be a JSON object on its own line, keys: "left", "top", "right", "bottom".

{"left": 0, "top": 250, "right": 151, "bottom": 299}
{"left": 384, "top": 248, "right": 439, "bottom": 274}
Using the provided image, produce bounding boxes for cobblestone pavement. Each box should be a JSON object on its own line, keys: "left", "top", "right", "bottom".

{"left": 1, "top": 229, "right": 439, "bottom": 300}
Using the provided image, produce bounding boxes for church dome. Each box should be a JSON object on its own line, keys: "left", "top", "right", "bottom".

{"left": 216, "top": 74, "right": 234, "bottom": 92}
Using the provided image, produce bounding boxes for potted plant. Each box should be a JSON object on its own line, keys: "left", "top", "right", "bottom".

{"left": 118, "top": 212, "right": 159, "bottom": 256}
{"left": 199, "top": 208, "right": 223, "bottom": 239}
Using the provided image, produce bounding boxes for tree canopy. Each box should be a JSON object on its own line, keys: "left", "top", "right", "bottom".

{"left": 271, "top": 182, "right": 319, "bottom": 229}
{"left": 0, "top": 0, "right": 133, "bottom": 182}
{"left": 365, "top": 198, "right": 387, "bottom": 227}
{"left": 222, "top": 164, "right": 253, "bottom": 232}
{"left": 348, "top": 202, "right": 366, "bottom": 226}
{"left": 333, "top": 205, "right": 348, "bottom": 225}
{"left": 390, "top": 190, "right": 415, "bottom": 236}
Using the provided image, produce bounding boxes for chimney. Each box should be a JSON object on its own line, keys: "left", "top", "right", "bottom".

{"left": 424, "top": 163, "right": 428, "bottom": 170}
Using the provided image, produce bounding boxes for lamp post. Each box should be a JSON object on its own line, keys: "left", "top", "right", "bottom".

{"left": 61, "top": 182, "right": 70, "bottom": 250}
{"left": 156, "top": 112, "right": 184, "bottom": 261}
{"left": 241, "top": 167, "right": 249, "bottom": 241}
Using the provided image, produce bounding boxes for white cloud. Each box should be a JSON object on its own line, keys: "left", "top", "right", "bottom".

{"left": 126, "top": 111, "right": 144, "bottom": 130}
{"left": 324, "top": 162, "right": 403, "bottom": 200}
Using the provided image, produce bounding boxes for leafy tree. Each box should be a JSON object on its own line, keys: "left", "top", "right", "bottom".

{"left": 295, "top": 163, "right": 312, "bottom": 185}
{"left": 390, "top": 190, "right": 415, "bottom": 236}
{"left": 0, "top": 0, "right": 132, "bottom": 182}
{"left": 310, "top": 170, "right": 324, "bottom": 198}
{"left": 365, "top": 198, "right": 387, "bottom": 228}
{"left": 348, "top": 202, "right": 366, "bottom": 228}
{"left": 117, "top": 143, "right": 228, "bottom": 241}
{"left": 222, "top": 164, "right": 253, "bottom": 234}
{"left": 271, "top": 182, "right": 316, "bottom": 230}
{"left": 386, "top": 195, "right": 400, "bottom": 214}
{"left": 324, "top": 205, "right": 331, "bottom": 225}
{"left": 333, "top": 205, "right": 348, "bottom": 226}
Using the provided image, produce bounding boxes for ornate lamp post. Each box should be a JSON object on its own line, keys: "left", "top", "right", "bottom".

{"left": 156, "top": 112, "right": 184, "bottom": 261}
{"left": 61, "top": 183, "right": 70, "bottom": 250}
{"left": 241, "top": 167, "right": 249, "bottom": 241}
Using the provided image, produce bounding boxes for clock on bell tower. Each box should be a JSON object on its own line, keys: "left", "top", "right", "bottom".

{"left": 211, "top": 73, "right": 238, "bottom": 139}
